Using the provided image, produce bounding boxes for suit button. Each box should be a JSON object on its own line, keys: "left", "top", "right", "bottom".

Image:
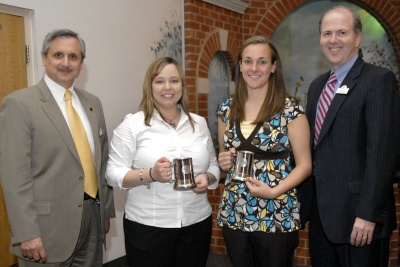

{"left": 79, "top": 176, "right": 84, "bottom": 180}
{"left": 78, "top": 203, "right": 83, "bottom": 207}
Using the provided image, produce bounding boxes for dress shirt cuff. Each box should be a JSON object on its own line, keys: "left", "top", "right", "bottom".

{"left": 106, "top": 167, "right": 132, "bottom": 189}
{"left": 206, "top": 167, "right": 220, "bottom": 190}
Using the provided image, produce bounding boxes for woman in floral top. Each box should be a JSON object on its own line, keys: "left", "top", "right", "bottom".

{"left": 217, "top": 36, "right": 312, "bottom": 267}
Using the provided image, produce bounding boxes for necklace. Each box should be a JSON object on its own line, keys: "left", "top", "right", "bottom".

{"left": 165, "top": 109, "right": 180, "bottom": 128}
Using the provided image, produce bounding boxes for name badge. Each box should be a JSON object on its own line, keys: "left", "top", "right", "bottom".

{"left": 336, "top": 85, "right": 349, "bottom": 95}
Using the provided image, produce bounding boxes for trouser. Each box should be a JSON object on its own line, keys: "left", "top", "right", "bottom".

{"left": 124, "top": 215, "right": 212, "bottom": 267}
{"left": 309, "top": 198, "right": 390, "bottom": 267}
{"left": 18, "top": 199, "right": 103, "bottom": 267}
{"left": 222, "top": 226, "right": 299, "bottom": 267}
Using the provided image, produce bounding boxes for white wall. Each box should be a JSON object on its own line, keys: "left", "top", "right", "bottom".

{"left": 0, "top": 0, "right": 181, "bottom": 263}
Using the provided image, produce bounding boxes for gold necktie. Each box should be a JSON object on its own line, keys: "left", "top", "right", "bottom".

{"left": 64, "top": 90, "right": 98, "bottom": 198}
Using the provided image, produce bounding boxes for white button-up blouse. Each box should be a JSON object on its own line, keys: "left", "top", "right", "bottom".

{"left": 106, "top": 109, "right": 220, "bottom": 228}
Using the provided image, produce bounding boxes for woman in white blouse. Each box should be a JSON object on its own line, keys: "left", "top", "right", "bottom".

{"left": 106, "top": 57, "right": 220, "bottom": 267}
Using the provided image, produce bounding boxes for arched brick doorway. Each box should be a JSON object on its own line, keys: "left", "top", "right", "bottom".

{"left": 242, "top": 0, "right": 400, "bottom": 84}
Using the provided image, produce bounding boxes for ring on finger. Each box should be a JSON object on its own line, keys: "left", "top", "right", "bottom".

{"left": 362, "top": 236, "right": 367, "bottom": 240}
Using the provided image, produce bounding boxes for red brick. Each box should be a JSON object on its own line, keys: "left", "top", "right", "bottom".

{"left": 295, "top": 248, "right": 310, "bottom": 258}
{"left": 298, "top": 229, "right": 308, "bottom": 239}
{"left": 198, "top": 94, "right": 208, "bottom": 101}
{"left": 210, "top": 245, "right": 227, "bottom": 254}
{"left": 293, "top": 256, "right": 306, "bottom": 266}
{"left": 212, "top": 228, "right": 223, "bottom": 236}
{"left": 215, "top": 237, "right": 226, "bottom": 246}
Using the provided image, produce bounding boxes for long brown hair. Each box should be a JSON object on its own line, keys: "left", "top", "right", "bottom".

{"left": 229, "top": 36, "right": 291, "bottom": 126}
{"left": 139, "top": 57, "right": 195, "bottom": 131}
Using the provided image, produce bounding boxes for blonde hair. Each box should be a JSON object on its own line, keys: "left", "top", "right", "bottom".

{"left": 139, "top": 57, "right": 195, "bottom": 131}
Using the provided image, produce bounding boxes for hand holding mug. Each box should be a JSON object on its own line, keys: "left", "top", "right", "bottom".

{"left": 218, "top": 148, "right": 236, "bottom": 171}
{"left": 192, "top": 173, "right": 209, "bottom": 194}
{"left": 152, "top": 157, "right": 173, "bottom": 183}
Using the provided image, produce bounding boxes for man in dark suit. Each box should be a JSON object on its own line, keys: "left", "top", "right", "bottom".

{"left": 301, "top": 6, "right": 400, "bottom": 267}
{"left": 0, "top": 29, "right": 115, "bottom": 266}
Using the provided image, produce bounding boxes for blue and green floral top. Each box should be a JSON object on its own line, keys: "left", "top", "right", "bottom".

{"left": 217, "top": 97, "right": 304, "bottom": 233}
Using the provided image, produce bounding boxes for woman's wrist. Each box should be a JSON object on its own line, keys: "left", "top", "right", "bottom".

{"left": 200, "top": 172, "right": 210, "bottom": 185}
{"left": 270, "top": 185, "right": 281, "bottom": 199}
{"left": 149, "top": 168, "right": 156, "bottom": 182}
{"left": 139, "top": 168, "right": 150, "bottom": 189}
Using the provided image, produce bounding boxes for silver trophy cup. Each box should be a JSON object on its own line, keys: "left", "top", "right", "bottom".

{"left": 172, "top": 158, "right": 197, "bottom": 190}
{"left": 232, "top": 150, "right": 254, "bottom": 181}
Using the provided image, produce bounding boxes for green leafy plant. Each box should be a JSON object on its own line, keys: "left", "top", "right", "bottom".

{"left": 150, "top": 9, "right": 182, "bottom": 64}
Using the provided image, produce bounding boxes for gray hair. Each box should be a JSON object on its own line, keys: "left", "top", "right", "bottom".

{"left": 319, "top": 5, "right": 362, "bottom": 35}
{"left": 41, "top": 29, "right": 86, "bottom": 60}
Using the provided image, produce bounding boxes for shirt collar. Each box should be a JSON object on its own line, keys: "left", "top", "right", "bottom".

{"left": 153, "top": 104, "right": 188, "bottom": 124}
{"left": 44, "top": 74, "right": 76, "bottom": 102}
{"left": 332, "top": 54, "right": 358, "bottom": 87}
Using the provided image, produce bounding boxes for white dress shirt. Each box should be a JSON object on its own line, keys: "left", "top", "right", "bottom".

{"left": 45, "top": 74, "right": 95, "bottom": 155}
{"left": 106, "top": 109, "right": 220, "bottom": 228}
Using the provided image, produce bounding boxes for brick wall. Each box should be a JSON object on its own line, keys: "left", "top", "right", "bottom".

{"left": 184, "top": 0, "right": 243, "bottom": 117}
{"left": 184, "top": 0, "right": 400, "bottom": 265}
{"left": 208, "top": 182, "right": 227, "bottom": 254}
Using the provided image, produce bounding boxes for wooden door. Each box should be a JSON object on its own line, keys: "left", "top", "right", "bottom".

{"left": 0, "top": 12, "right": 27, "bottom": 103}
{"left": 0, "top": 12, "right": 27, "bottom": 267}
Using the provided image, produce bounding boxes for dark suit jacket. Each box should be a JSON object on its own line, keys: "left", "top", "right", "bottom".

{"left": 298, "top": 57, "right": 400, "bottom": 243}
{"left": 0, "top": 79, "right": 116, "bottom": 262}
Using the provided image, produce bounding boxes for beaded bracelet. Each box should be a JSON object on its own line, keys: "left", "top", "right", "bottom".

{"left": 139, "top": 168, "right": 150, "bottom": 189}
{"left": 149, "top": 168, "right": 156, "bottom": 182}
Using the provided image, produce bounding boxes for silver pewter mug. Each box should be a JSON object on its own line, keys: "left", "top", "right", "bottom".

{"left": 172, "top": 158, "right": 197, "bottom": 190}
{"left": 232, "top": 150, "right": 254, "bottom": 181}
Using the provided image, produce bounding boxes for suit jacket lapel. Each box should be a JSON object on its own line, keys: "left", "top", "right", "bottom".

{"left": 37, "top": 79, "right": 80, "bottom": 162}
{"left": 316, "top": 58, "right": 364, "bottom": 146}
{"left": 75, "top": 89, "right": 101, "bottom": 174}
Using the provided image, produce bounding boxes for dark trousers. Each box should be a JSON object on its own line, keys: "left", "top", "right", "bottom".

{"left": 309, "top": 198, "right": 390, "bottom": 267}
{"left": 222, "top": 226, "right": 299, "bottom": 267}
{"left": 123, "top": 215, "right": 212, "bottom": 267}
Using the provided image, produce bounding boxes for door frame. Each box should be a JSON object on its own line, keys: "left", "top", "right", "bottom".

{"left": 0, "top": 3, "right": 35, "bottom": 86}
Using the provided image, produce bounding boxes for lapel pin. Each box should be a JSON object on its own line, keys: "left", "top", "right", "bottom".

{"left": 98, "top": 127, "right": 103, "bottom": 137}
